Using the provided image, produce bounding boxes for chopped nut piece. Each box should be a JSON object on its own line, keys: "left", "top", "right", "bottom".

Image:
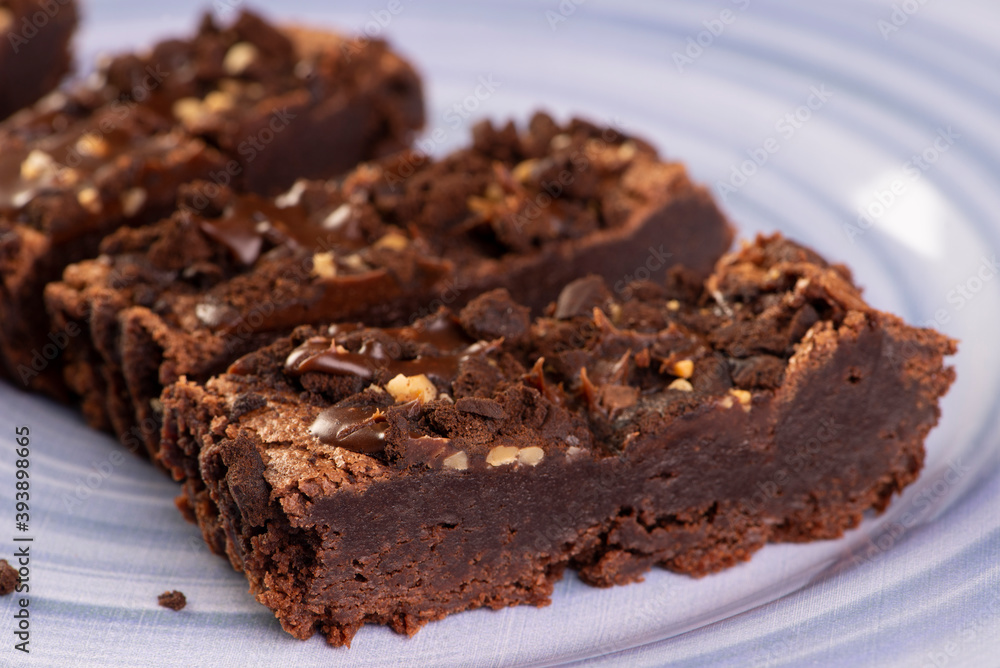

{"left": 341, "top": 254, "right": 368, "bottom": 272}
{"left": 374, "top": 230, "right": 409, "bottom": 251}
{"left": 223, "top": 42, "right": 260, "bottom": 75}
{"left": 565, "top": 446, "right": 584, "bottom": 458}
{"left": 149, "top": 398, "right": 164, "bottom": 414}
{"left": 484, "top": 183, "right": 505, "bottom": 201}
{"left": 76, "top": 134, "right": 110, "bottom": 158}
{"left": 385, "top": 373, "right": 437, "bottom": 404}
{"left": 276, "top": 180, "right": 307, "bottom": 208}
{"left": 517, "top": 446, "right": 544, "bottom": 466}
{"left": 550, "top": 133, "right": 572, "bottom": 150}
{"left": 511, "top": 159, "right": 538, "bottom": 183}
{"left": 204, "top": 90, "right": 235, "bottom": 113}
{"left": 486, "top": 445, "right": 519, "bottom": 467}
{"left": 666, "top": 299, "right": 680, "bottom": 311}
{"left": 76, "top": 187, "right": 102, "bottom": 214}
{"left": 120, "top": 188, "right": 147, "bottom": 217}
{"left": 667, "top": 378, "right": 693, "bottom": 392}
{"left": 720, "top": 396, "right": 734, "bottom": 409}
{"left": 618, "top": 140, "right": 638, "bottom": 160}
{"left": 672, "top": 359, "right": 694, "bottom": 379}
{"left": 55, "top": 168, "right": 80, "bottom": 186}
{"left": 172, "top": 97, "right": 204, "bottom": 125}
{"left": 312, "top": 252, "right": 337, "bottom": 279}
{"left": 323, "top": 203, "right": 352, "bottom": 229}
{"left": 729, "top": 388, "right": 752, "bottom": 411}
{"left": 294, "top": 59, "right": 313, "bottom": 79}
{"left": 20, "top": 150, "right": 56, "bottom": 180}
{"left": 442, "top": 451, "right": 468, "bottom": 471}
{"left": 195, "top": 302, "right": 224, "bottom": 327}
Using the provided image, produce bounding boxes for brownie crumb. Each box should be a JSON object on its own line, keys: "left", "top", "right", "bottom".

{"left": 157, "top": 590, "right": 187, "bottom": 611}
{"left": 0, "top": 560, "right": 18, "bottom": 595}
{"left": 459, "top": 289, "right": 531, "bottom": 344}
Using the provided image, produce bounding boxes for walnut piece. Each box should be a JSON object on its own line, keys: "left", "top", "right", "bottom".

{"left": 517, "top": 446, "right": 544, "bottom": 466}
{"left": 223, "top": 42, "right": 259, "bottom": 75}
{"left": 311, "top": 252, "right": 337, "bottom": 279}
{"left": 667, "top": 378, "right": 693, "bottom": 392}
{"left": 672, "top": 359, "right": 694, "bottom": 379}
{"left": 120, "top": 187, "right": 147, "bottom": 217}
{"left": 385, "top": 373, "right": 437, "bottom": 404}
{"left": 486, "top": 445, "right": 519, "bottom": 467}
{"left": 442, "top": 451, "right": 468, "bottom": 471}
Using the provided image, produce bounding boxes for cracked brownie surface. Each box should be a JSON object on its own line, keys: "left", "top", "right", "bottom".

{"left": 47, "top": 113, "right": 732, "bottom": 460}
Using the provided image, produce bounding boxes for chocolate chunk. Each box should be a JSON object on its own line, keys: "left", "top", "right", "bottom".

{"left": 459, "top": 289, "right": 531, "bottom": 345}
{"left": 553, "top": 275, "right": 612, "bottom": 319}
{"left": 455, "top": 396, "right": 505, "bottom": 419}
{"left": 730, "top": 355, "right": 786, "bottom": 390}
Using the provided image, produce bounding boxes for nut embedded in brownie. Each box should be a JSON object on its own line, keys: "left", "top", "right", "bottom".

{"left": 0, "top": 0, "right": 78, "bottom": 121}
{"left": 160, "top": 233, "right": 955, "bottom": 646}
{"left": 46, "top": 113, "right": 733, "bottom": 461}
{"left": 1, "top": 9, "right": 425, "bottom": 398}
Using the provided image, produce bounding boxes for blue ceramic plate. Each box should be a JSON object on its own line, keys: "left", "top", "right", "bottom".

{"left": 2, "top": 1, "right": 998, "bottom": 665}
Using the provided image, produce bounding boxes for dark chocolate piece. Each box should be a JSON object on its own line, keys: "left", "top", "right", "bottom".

{"left": 0, "top": 0, "right": 78, "bottom": 120}
{"left": 47, "top": 114, "right": 732, "bottom": 464}
{"left": 160, "top": 235, "right": 955, "bottom": 646}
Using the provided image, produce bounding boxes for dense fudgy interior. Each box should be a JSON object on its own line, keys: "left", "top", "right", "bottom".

{"left": 162, "top": 234, "right": 955, "bottom": 646}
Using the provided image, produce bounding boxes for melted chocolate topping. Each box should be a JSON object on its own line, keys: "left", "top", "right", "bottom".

{"left": 197, "top": 194, "right": 366, "bottom": 266}
{"left": 285, "top": 313, "right": 476, "bottom": 384}
{"left": 309, "top": 406, "right": 388, "bottom": 454}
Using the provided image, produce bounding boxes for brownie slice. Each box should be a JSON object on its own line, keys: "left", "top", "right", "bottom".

{"left": 2, "top": 9, "right": 424, "bottom": 397}
{"left": 160, "top": 234, "right": 955, "bottom": 646}
{"left": 0, "top": 0, "right": 78, "bottom": 120}
{"left": 47, "top": 114, "right": 733, "bottom": 459}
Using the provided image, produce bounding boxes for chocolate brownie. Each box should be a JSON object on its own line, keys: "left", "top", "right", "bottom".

{"left": 2, "top": 9, "right": 425, "bottom": 398}
{"left": 160, "top": 234, "right": 955, "bottom": 646}
{"left": 46, "top": 114, "right": 733, "bottom": 460}
{"left": 0, "top": 0, "right": 78, "bottom": 120}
